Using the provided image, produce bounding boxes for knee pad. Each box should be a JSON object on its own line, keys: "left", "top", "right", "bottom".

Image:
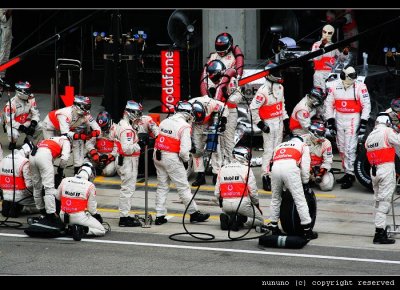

{"left": 1, "top": 200, "right": 23, "bottom": 218}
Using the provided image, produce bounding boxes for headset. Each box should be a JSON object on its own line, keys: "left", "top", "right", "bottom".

{"left": 340, "top": 65, "right": 358, "bottom": 80}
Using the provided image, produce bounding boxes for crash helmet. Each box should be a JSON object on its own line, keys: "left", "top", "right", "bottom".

{"left": 15, "top": 81, "right": 34, "bottom": 100}
{"left": 307, "top": 87, "right": 325, "bottom": 108}
{"left": 175, "top": 101, "right": 194, "bottom": 122}
{"left": 97, "top": 111, "right": 112, "bottom": 132}
{"left": 20, "top": 142, "right": 33, "bottom": 158}
{"left": 215, "top": 32, "right": 233, "bottom": 57}
{"left": 125, "top": 100, "right": 143, "bottom": 122}
{"left": 77, "top": 161, "right": 96, "bottom": 182}
{"left": 321, "top": 24, "right": 334, "bottom": 42}
{"left": 191, "top": 101, "right": 206, "bottom": 124}
{"left": 309, "top": 121, "right": 326, "bottom": 143}
{"left": 232, "top": 146, "right": 251, "bottom": 164}
{"left": 206, "top": 60, "right": 226, "bottom": 83}
{"left": 73, "top": 96, "right": 91, "bottom": 116}
{"left": 265, "top": 62, "right": 283, "bottom": 83}
{"left": 390, "top": 98, "right": 400, "bottom": 113}
{"left": 375, "top": 112, "right": 392, "bottom": 127}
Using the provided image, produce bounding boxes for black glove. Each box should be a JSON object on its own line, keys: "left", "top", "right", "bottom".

{"left": 25, "top": 125, "right": 35, "bottom": 136}
{"left": 283, "top": 118, "right": 290, "bottom": 134}
{"left": 138, "top": 133, "right": 149, "bottom": 148}
{"left": 326, "top": 118, "right": 337, "bottom": 136}
{"left": 219, "top": 116, "right": 227, "bottom": 133}
{"left": 183, "top": 161, "right": 189, "bottom": 170}
{"left": 30, "top": 120, "right": 38, "bottom": 128}
{"left": 303, "top": 183, "right": 310, "bottom": 194}
{"left": 257, "top": 121, "right": 270, "bottom": 134}
{"left": 221, "top": 86, "right": 229, "bottom": 100}
{"left": 92, "top": 213, "right": 103, "bottom": 224}
{"left": 319, "top": 38, "right": 328, "bottom": 49}
{"left": 357, "top": 119, "right": 368, "bottom": 136}
{"left": 18, "top": 125, "right": 28, "bottom": 133}
{"left": 57, "top": 167, "right": 64, "bottom": 176}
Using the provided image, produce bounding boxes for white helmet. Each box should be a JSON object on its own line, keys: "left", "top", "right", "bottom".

{"left": 77, "top": 161, "right": 96, "bottom": 182}
{"left": 15, "top": 81, "right": 34, "bottom": 101}
{"left": 322, "top": 24, "right": 334, "bottom": 42}
{"left": 232, "top": 146, "right": 251, "bottom": 165}
{"left": 19, "top": 143, "right": 33, "bottom": 158}
{"left": 175, "top": 101, "right": 194, "bottom": 122}
{"left": 375, "top": 112, "right": 391, "bottom": 127}
{"left": 125, "top": 100, "right": 143, "bottom": 122}
{"left": 73, "top": 96, "right": 91, "bottom": 116}
{"left": 265, "top": 62, "right": 283, "bottom": 83}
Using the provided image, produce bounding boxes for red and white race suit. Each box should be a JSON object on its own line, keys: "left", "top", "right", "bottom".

{"left": 324, "top": 79, "right": 371, "bottom": 175}
{"left": 309, "top": 138, "right": 335, "bottom": 191}
{"left": 250, "top": 79, "right": 289, "bottom": 178}
{"left": 154, "top": 112, "right": 199, "bottom": 217}
{"left": 215, "top": 159, "right": 264, "bottom": 228}
{"left": 270, "top": 137, "right": 312, "bottom": 225}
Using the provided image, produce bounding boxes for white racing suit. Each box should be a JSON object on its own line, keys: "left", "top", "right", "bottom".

{"left": 189, "top": 95, "right": 229, "bottom": 174}
{"left": 3, "top": 94, "right": 41, "bottom": 142}
{"left": 154, "top": 113, "right": 199, "bottom": 216}
{"left": 200, "top": 48, "right": 244, "bottom": 96}
{"left": 115, "top": 117, "right": 141, "bottom": 218}
{"left": 42, "top": 106, "right": 100, "bottom": 168}
{"left": 85, "top": 123, "right": 118, "bottom": 176}
{"left": 311, "top": 40, "right": 348, "bottom": 91}
{"left": 270, "top": 137, "right": 312, "bottom": 225}
{"left": 214, "top": 159, "right": 264, "bottom": 228}
{"left": 289, "top": 96, "right": 318, "bottom": 137}
{"left": 324, "top": 79, "right": 371, "bottom": 175}
{"left": 214, "top": 77, "right": 243, "bottom": 165}
{"left": 29, "top": 136, "right": 71, "bottom": 214}
{"left": 250, "top": 79, "right": 289, "bottom": 178}
{"left": 365, "top": 124, "right": 400, "bottom": 229}
{"left": 0, "top": 9, "right": 12, "bottom": 78}
{"left": 309, "top": 138, "right": 335, "bottom": 191}
{"left": 56, "top": 175, "right": 106, "bottom": 236}
{"left": 0, "top": 149, "right": 36, "bottom": 210}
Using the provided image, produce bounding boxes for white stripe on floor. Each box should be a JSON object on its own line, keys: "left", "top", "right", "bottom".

{"left": 1, "top": 233, "right": 399, "bottom": 265}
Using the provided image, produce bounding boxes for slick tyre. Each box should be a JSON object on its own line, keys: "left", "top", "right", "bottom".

{"left": 354, "top": 147, "right": 400, "bottom": 192}
{"left": 280, "top": 189, "right": 317, "bottom": 235}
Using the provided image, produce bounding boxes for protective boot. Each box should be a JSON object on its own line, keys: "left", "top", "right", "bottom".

{"left": 267, "top": 222, "right": 282, "bottom": 235}
{"left": 336, "top": 175, "right": 346, "bottom": 184}
{"left": 71, "top": 224, "right": 89, "bottom": 241}
{"left": 219, "top": 213, "right": 230, "bottom": 230}
{"left": 212, "top": 174, "right": 218, "bottom": 185}
{"left": 340, "top": 174, "right": 354, "bottom": 189}
{"left": 302, "top": 223, "right": 318, "bottom": 240}
{"left": 262, "top": 175, "right": 271, "bottom": 191}
{"left": 192, "top": 172, "right": 206, "bottom": 186}
{"left": 1, "top": 200, "right": 23, "bottom": 218}
{"left": 155, "top": 215, "right": 168, "bottom": 225}
{"left": 373, "top": 228, "right": 395, "bottom": 244}
{"left": 119, "top": 216, "right": 141, "bottom": 227}
{"left": 190, "top": 211, "right": 210, "bottom": 223}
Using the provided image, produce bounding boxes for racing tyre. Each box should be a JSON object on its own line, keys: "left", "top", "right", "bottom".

{"left": 280, "top": 188, "right": 317, "bottom": 235}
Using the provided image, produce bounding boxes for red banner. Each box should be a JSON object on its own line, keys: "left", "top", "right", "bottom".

{"left": 161, "top": 50, "right": 180, "bottom": 113}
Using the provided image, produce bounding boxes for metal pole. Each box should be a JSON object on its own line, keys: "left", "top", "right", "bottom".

{"left": 142, "top": 144, "right": 151, "bottom": 228}
{"left": 50, "top": 78, "right": 55, "bottom": 110}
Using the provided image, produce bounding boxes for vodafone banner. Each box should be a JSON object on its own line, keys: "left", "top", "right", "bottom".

{"left": 161, "top": 50, "right": 180, "bottom": 113}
